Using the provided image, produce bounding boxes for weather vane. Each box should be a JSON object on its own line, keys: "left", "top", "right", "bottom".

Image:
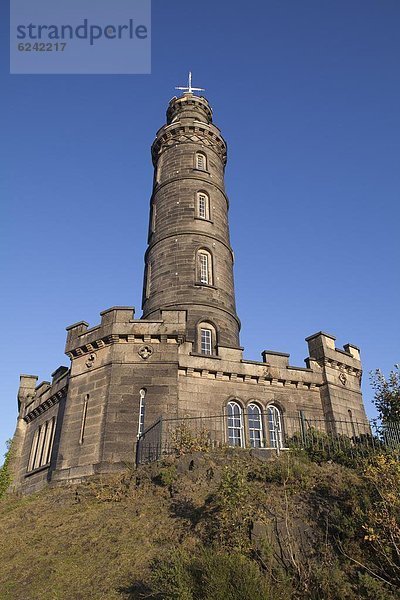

{"left": 176, "top": 71, "right": 205, "bottom": 95}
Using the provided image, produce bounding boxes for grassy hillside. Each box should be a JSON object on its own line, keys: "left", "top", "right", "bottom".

{"left": 0, "top": 448, "right": 399, "bottom": 599}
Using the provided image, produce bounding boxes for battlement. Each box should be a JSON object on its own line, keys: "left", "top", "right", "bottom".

{"left": 65, "top": 306, "right": 188, "bottom": 356}
{"left": 306, "top": 331, "right": 361, "bottom": 366}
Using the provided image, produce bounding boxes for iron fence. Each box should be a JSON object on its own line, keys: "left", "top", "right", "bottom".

{"left": 135, "top": 411, "right": 400, "bottom": 465}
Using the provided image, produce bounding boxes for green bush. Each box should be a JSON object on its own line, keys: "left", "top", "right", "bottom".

{"left": 0, "top": 440, "right": 12, "bottom": 499}
{"left": 148, "top": 547, "right": 278, "bottom": 600}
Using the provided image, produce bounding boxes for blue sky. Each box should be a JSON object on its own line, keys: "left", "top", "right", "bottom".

{"left": 1, "top": 0, "right": 399, "bottom": 459}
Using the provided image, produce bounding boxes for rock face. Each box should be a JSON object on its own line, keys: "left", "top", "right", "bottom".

{"left": 9, "top": 89, "right": 368, "bottom": 494}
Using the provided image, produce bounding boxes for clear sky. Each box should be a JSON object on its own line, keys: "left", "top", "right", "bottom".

{"left": 1, "top": 1, "right": 399, "bottom": 459}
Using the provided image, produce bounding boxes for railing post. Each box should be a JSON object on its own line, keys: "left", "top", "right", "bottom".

{"left": 135, "top": 436, "right": 141, "bottom": 467}
{"left": 158, "top": 416, "right": 163, "bottom": 460}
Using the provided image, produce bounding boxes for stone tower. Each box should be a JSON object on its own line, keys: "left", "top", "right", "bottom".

{"left": 142, "top": 92, "right": 241, "bottom": 350}
{"left": 9, "top": 81, "right": 369, "bottom": 495}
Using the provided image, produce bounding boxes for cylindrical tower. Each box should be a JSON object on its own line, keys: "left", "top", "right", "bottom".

{"left": 142, "top": 91, "right": 241, "bottom": 351}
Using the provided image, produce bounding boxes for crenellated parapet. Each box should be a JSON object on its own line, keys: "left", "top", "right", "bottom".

{"left": 305, "top": 331, "right": 365, "bottom": 424}
{"left": 65, "top": 306, "right": 187, "bottom": 359}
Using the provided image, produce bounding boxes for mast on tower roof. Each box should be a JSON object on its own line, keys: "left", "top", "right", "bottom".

{"left": 175, "top": 71, "right": 205, "bottom": 95}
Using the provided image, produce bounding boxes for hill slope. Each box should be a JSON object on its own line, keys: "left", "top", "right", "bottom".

{"left": 0, "top": 450, "right": 399, "bottom": 599}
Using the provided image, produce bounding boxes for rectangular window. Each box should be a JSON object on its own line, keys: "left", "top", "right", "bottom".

{"left": 151, "top": 203, "right": 156, "bottom": 233}
{"left": 199, "top": 253, "right": 209, "bottom": 284}
{"left": 198, "top": 194, "right": 207, "bottom": 219}
{"left": 145, "top": 263, "right": 151, "bottom": 299}
{"left": 27, "top": 417, "right": 57, "bottom": 473}
{"left": 197, "top": 154, "right": 205, "bottom": 170}
{"left": 201, "top": 328, "right": 212, "bottom": 355}
{"left": 138, "top": 389, "right": 146, "bottom": 438}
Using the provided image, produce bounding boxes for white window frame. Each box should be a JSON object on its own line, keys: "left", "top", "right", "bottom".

{"left": 267, "top": 405, "right": 284, "bottom": 449}
{"left": 200, "top": 328, "right": 212, "bottom": 355}
{"left": 248, "top": 403, "right": 264, "bottom": 448}
{"left": 197, "top": 250, "right": 213, "bottom": 286}
{"left": 199, "top": 252, "right": 209, "bottom": 284}
{"left": 137, "top": 388, "right": 146, "bottom": 438}
{"left": 227, "top": 401, "right": 244, "bottom": 447}
{"left": 196, "top": 152, "right": 207, "bottom": 171}
{"left": 197, "top": 192, "right": 210, "bottom": 220}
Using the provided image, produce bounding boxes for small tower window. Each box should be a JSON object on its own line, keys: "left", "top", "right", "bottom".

{"left": 138, "top": 388, "right": 146, "bottom": 437}
{"left": 199, "top": 252, "right": 209, "bottom": 284}
{"left": 151, "top": 203, "right": 156, "bottom": 233}
{"left": 201, "top": 328, "right": 212, "bottom": 355}
{"left": 197, "top": 321, "right": 217, "bottom": 356}
{"left": 197, "top": 192, "right": 210, "bottom": 220}
{"left": 197, "top": 249, "right": 213, "bottom": 285}
{"left": 145, "top": 263, "right": 152, "bottom": 299}
{"left": 248, "top": 403, "right": 264, "bottom": 448}
{"left": 196, "top": 152, "right": 207, "bottom": 171}
{"left": 227, "top": 401, "right": 244, "bottom": 447}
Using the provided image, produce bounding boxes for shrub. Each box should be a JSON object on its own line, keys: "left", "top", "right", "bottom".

{"left": 169, "top": 423, "right": 211, "bottom": 455}
{"left": 0, "top": 440, "right": 12, "bottom": 499}
{"left": 148, "top": 547, "right": 275, "bottom": 600}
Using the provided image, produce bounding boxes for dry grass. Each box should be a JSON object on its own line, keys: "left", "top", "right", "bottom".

{"left": 0, "top": 451, "right": 398, "bottom": 600}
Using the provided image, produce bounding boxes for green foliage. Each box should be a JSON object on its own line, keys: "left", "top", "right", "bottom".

{"left": 370, "top": 365, "right": 400, "bottom": 423}
{"left": 148, "top": 547, "right": 275, "bottom": 600}
{"left": 361, "top": 454, "right": 400, "bottom": 588}
{"left": 308, "top": 562, "right": 356, "bottom": 600}
{"left": 288, "top": 428, "right": 381, "bottom": 468}
{"left": 149, "top": 549, "right": 194, "bottom": 600}
{"left": 155, "top": 465, "right": 178, "bottom": 487}
{"left": 358, "top": 572, "right": 398, "bottom": 600}
{"left": 208, "top": 461, "right": 255, "bottom": 550}
{"left": 169, "top": 423, "right": 211, "bottom": 455}
{"left": 0, "top": 440, "right": 12, "bottom": 499}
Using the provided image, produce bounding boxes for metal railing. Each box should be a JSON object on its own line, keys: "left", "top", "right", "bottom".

{"left": 135, "top": 411, "right": 400, "bottom": 465}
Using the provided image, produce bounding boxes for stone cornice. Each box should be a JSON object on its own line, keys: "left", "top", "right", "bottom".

{"left": 319, "top": 357, "right": 362, "bottom": 378}
{"left": 24, "top": 384, "right": 68, "bottom": 423}
{"left": 144, "top": 301, "right": 242, "bottom": 330}
{"left": 152, "top": 123, "right": 227, "bottom": 166}
{"left": 178, "top": 366, "right": 321, "bottom": 390}
{"left": 66, "top": 333, "right": 185, "bottom": 359}
{"left": 151, "top": 174, "right": 230, "bottom": 209}
{"left": 145, "top": 231, "right": 234, "bottom": 262}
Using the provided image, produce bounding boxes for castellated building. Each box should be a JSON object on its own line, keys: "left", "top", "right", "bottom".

{"left": 10, "top": 86, "right": 368, "bottom": 494}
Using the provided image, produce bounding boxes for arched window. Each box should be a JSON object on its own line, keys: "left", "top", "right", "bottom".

{"left": 227, "top": 401, "right": 244, "bottom": 447}
{"left": 27, "top": 417, "right": 56, "bottom": 473}
{"left": 248, "top": 403, "right": 264, "bottom": 448}
{"left": 138, "top": 388, "right": 146, "bottom": 437}
{"left": 197, "top": 192, "right": 210, "bottom": 220}
{"left": 196, "top": 152, "right": 207, "bottom": 171}
{"left": 197, "top": 249, "right": 213, "bottom": 285}
{"left": 267, "top": 405, "right": 284, "bottom": 449}
{"left": 201, "top": 328, "right": 212, "bottom": 355}
{"left": 197, "top": 321, "right": 217, "bottom": 356}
